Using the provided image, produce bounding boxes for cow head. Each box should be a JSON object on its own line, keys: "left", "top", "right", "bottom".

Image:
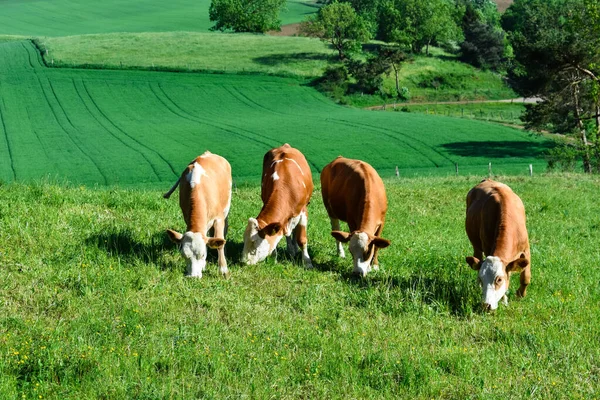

{"left": 332, "top": 231, "right": 390, "bottom": 277}
{"left": 242, "top": 218, "right": 284, "bottom": 265}
{"left": 466, "top": 254, "right": 529, "bottom": 311}
{"left": 167, "top": 229, "right": 225, "bottom": 278}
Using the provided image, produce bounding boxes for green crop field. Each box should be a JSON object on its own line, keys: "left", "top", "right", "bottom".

{"left": 0, "top": 0, "right": 316, "bottom": 37}
{"left": 0, "top": 40, "right": 551, "bottom": 187}
{"left": 1, "top": 175, "right": 598, "bottom": 398}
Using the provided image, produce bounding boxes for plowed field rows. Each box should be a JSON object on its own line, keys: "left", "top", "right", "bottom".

{"left": 0, "top": 41, "right": 551, "bottom": 186}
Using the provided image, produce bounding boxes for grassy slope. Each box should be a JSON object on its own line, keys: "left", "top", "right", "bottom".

{"left": 0, "top": 175, "right": 598, "bottom": 398}
{"left": 38, "top": 32, "right": 335, "bottom": 78}
{"left": 390, "top": 103, "right": 527, "bottom": 126}
{"left": 0, "top": 40, "right": 549, "bottom": 187}
{"left": 0, "top": 0, "right": 316, "bottom": 37}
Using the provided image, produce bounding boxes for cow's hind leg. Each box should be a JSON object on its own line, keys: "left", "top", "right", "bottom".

{"left": 295, "top": 210, "right": 313, "bottom": 268}
{"left": 330, "top": 218, "right": 345, "bottom": 258}
{"left": 213, "top": 218, "right": 229, "bottom": 277}
{"left": 516, "top": 265, "right": 531, "bottom": 298}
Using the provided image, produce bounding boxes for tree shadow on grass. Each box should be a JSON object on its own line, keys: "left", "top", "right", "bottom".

{"left": 252, "top": 52, "right": 335, "bottom": 67}
{"left": 441, "top": 140, "right": 555, "bottom": 159}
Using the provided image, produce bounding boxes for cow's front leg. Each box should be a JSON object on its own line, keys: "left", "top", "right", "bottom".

{"left": 371, "top": 223, "right": 385, "bottom": 270}
{"left": 296, "top": 210, "right": 313, "bottom": 268}
{"left": 286, "top": 234, "right": 299, "bottom": 258}
{"left": 517, "top": 265, "right": 531, "bottom": 298}
{"left": 213, "top": 218, "right": 229, "bottom": 277}
{"left": 330, "top": 218, "right": 345, "bottom": 258}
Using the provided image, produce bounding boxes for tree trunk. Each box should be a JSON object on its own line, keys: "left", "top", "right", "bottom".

{"left": 392, "top": 64, "right": 400, "bottom": 97}
{"left": 573, "top": 84, "right": 592, "bottom": 173}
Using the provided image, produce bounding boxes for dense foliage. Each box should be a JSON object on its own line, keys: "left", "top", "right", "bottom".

{"left": 209, "top": 0, "right": 286, "bottom": 33}
{"left": 300, "top": 2, "right": 372, "bottom": 60}
{"left": 459, "top": 0, "right": 506, "bottom": 70}
{"left": 503, "top": 0, "right": 600, "bottom": 172}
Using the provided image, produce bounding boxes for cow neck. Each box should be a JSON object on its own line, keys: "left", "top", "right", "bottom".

{"left": 356, "top": 198, "right": 381, "bottom": 235}
{"left": 490, "top": 199, "right": 520, "bottom": 265}
{"left": 256, "top": 191, "right": 291, "bottom": 230}
{"left": 187, "top": 187, "right": 208, "bottom": 233}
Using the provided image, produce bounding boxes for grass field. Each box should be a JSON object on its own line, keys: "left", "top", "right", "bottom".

{"left": 0, "top": 0, "right": 316, "bottom": 37}
{"left": 0, "top": 40, "right": 551, "bottom": 187}
{"left": 390, "top": 102, "right": 527, "bottom": 126}
{"left": 0, "top": 175, "right": 598, "bottom": 398}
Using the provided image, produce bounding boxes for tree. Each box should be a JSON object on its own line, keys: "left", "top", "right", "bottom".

{"left": 459, "top": 2, "right": 506, "bottom": 70}
{"left": 300, "top": 2, "right": 373, "bottom": 60}
{"left": 377, "top": 46, "right": 407, "bottom": 97}
{"left": 502, "top": 0, "right": 600, "bottom": 172}
{"left": 209, "top": 0, "right": 286, "bottom": 33}
{"left": 377, "top": 0, "right": 464, "bottom": 54}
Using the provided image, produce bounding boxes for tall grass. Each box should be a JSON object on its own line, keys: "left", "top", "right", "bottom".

{"left": 0, "top": 174, "right": 598, "bottom": 398}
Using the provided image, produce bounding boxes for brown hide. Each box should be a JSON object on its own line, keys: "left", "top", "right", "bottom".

{"left": 178, "top": 152, "right": 232, "bottom": 234}
{"left": 465, "top": 179, "right": 530, "bottom": 269}
{"left": 320, "top": 156, "right": 387, "bottom": 235}
{"left": 256, "top": 144, "right": 313, "bottom": 232}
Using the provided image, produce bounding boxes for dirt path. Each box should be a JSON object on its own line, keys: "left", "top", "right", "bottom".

{"left": 364, "top": 97, "right": 541, "bottom": 110}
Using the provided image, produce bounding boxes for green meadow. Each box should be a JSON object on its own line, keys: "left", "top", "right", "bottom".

{"left": 0, "top": 40, "right": 549, "bottom": 187}
{"left": 1, "top": 175, "right": 598, "bottom": 398}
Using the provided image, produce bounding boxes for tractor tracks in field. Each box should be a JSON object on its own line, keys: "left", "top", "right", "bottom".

{"left": 0, "top": 89, "right": 17, "bottom": 181}
{"left": 150, "top": 82, "right": 279, "bottom": 150}
{"left": 73, "top": 78, "right": 178, "bottom": 179}
{"left": 35, "top": 75, "right": 108, "bottom": 185}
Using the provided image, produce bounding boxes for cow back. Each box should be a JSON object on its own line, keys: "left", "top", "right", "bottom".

{"left": 321, "top": 157, "right": 387, "bottom": 232}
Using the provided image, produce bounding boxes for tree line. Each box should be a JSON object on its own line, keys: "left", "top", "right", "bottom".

{"left": 209, "top": 0, "right": 600, "bottom": 173}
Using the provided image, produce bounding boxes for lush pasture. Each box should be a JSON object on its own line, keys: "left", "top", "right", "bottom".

{"left": 0, "top": 0, "right": 316, "bottom": 37}
{"left": 0, "top": 175, "right": 598, "bottom": 398}
{"left": 0, "top": 40, "right": 550, "bottom": 187}
{"left": 38, "top": 32, "right": 336, "bottom": 78}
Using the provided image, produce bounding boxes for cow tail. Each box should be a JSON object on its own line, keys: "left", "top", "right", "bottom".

{"left": 163, "top": 178, "right": 180, "bottom": 199}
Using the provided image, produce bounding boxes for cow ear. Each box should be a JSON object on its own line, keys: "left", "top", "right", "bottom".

{"left": 507, "top": 253, "right": 529, "bottom": 272}
{"left": 207, "top": 238, "right": 226, "bottom": 249}
{"left": 248, "top": 218, "right": 259, "bottom": 230}
{"left": 466, "top": 256, "right": 481, "bottom": 270}
{"left": 259, "top": 222, "right": 281, "bottom": 238}
{"left": 331, "top": 231, "right": 351, "bottom": 243}
{"left": 167, "top": 229, "right": 183, "bottom": 244}
{"left": 371, "top": 236, "right": 391, "bottom": 249}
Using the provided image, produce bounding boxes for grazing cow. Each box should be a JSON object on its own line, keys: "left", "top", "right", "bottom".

{"left": 164, "top": 151, "right": 232, "bottom": 278}
{"left": 465, "top": 179, "right": 531, "bottom": 311}
{"left": 242, "top": 144, "right": 314, "bottom": 268}
{"left": 321, "top": 156, "right": 390, "bottom": 276}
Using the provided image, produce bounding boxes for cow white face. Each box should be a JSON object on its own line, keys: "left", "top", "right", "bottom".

{"left": 471, "top": 256, "right": 508, "bottom": 311}
{"left": 167, "top": 230, "right": 225, "bottom": 278}
{"left": 331, "top": 231, "right": 391, "bottom": 277}
{"left": 242, "top": 218, "right": 283, "bottom": 265}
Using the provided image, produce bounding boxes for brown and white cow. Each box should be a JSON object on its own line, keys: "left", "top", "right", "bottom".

{"left": 465, "top": 179, "right": 531, "bottom": 311}
{"left": 242, "top": 144, "right": 314, "bottom": 268}
{"left": 164, "top": 151, "right": 232, "bottom": 278}
{"left": 321, "top": 156, "right": 390, "bottom": 277}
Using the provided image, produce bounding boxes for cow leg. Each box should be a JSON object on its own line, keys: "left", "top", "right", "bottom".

{"left": 296, "top": 210, "right": 313, "bottom": 268}
{"left": 517, "top": 265, "right": 531, "bottom": 298}
{"left": 213, "top": 218, "right": 229, "bottom": 277}
{"left": 286, "top": 234, "right": 299, "bottom": 258}
{"left": 372, "top": 223, "right": 385, "bottom": 270}
{"left": 330, "top": 218, "right": 345, "bottom": 258}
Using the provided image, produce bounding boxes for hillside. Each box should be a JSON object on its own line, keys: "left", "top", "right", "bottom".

{"left": 0, "top": 40, "right": 549, "bottom": 187}
{"left": 0, "top": 0, "right": 316, "bottom": 37}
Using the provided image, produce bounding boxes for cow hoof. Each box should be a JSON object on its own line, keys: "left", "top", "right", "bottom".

{"left": 186, "top": 274, "right": 202, "bottom": 279}
{"left": 304, "top": 261, "right": 314, "bottom": 269}
{"left": 516, "top": 288, "right": 527, "bottom": 298}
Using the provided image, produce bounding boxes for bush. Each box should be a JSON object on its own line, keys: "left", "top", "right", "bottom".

{"left": 417, "top": 73, "right": 467, "bottom": 90}
{"left": 315, "top": 65, "right": 349, "bottom": 99}
{"left": 545, "top": 143, "right": 581, "bottom": 172}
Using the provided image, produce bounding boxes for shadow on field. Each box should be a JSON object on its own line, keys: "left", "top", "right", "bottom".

{"left": 253, "top": 52, "right": 334, "bottom": 66}
{"left": 314, "top": 259, "right": 480, "bottom": 317}
{"left": 86, "top": 230, "right": 177, "bottom": 269}
{"left": 441, "top": 140, "right": 555, "bottom": 158}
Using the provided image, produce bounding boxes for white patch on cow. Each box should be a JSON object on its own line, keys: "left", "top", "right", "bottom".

{"left": 349, "top": 232, "right": 374, "bottom": 277}
{"left": 270, "top": 159, "right": 284, "bottom": 168}
{"left": 242, "top": 219, "right": 283, "bottom": 265}
{"left": 286, "top": 213, "right": 302, "bottom": 236}
{"left": 188, "top": 162, "right": 208, "bottom": 189}
{"left": 199, "top": 152, "right": 212, "bottom": 158}
{"left": 285, "top": 158, "right": 304, "bottom": 175}
{"left": 179, "top": 232, "right": 208, "bottom": 277}
{"left": 330, "top": 219, "right": 345, "bottom": 258}
{"left": 478, "top": 256, "right": 508, "bottom": 310}
{"left": 272, "top": 171, "right": 279, "bottom": 181}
